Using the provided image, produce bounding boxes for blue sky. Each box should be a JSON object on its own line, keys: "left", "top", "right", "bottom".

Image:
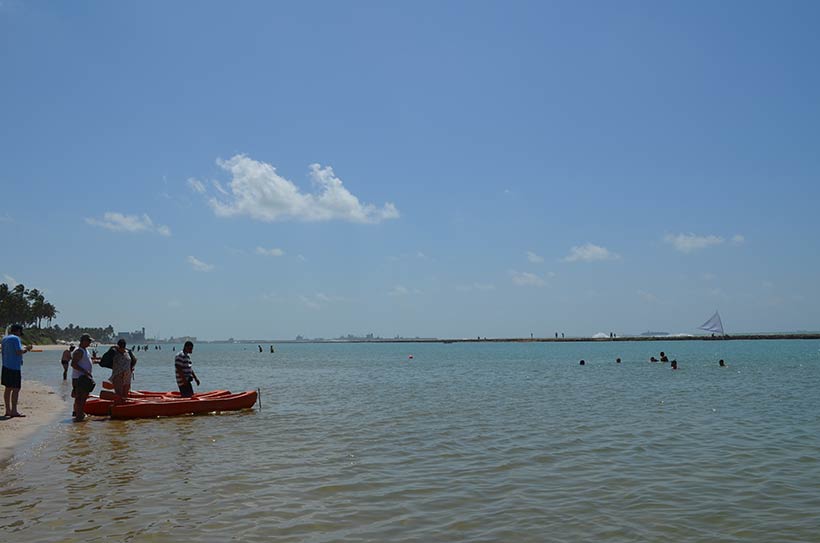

{"left": 2, "top": 1, "right": 819, "bottom": 340}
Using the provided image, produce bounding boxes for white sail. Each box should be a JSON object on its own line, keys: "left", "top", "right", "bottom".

{"left": 698, "top": 311, "right": 724, "bottom": 335}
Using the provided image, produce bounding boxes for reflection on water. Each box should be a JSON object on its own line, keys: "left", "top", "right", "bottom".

{"left": 2, "top": 340, "right": 820, "bottom": 542}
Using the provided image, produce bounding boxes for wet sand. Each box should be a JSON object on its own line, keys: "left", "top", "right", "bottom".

{"left": 0, "top": 380, "right": 66, "bottom": 464}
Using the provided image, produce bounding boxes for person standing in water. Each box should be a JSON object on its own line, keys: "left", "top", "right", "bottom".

{"left": 70, "top": 334, "right": 94, "bottom": 422}
{"left": 60, "top": 344, "right": 75, "bottom": 380}
{"left": 111, "top": 339, "right": 137, "bottom": 398}
{"left": 174, "top": 341, "right": 200, "bottom": 398}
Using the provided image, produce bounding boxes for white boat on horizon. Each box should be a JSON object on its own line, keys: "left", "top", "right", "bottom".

{"left": 698, "top": 311, "right": 725, "bottom": 335}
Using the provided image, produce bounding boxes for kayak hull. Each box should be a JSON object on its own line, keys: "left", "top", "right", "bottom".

{"left": 85, "top": 390, "right": 258, "bottom": 418}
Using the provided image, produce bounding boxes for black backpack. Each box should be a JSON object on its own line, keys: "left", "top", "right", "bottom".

{"left": 99, "top": 347, "right": 116, "bottom": 369}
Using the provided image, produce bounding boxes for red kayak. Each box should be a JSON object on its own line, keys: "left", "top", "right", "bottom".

{"left": 85, "top": 389, "right": 258, "bottom": 419}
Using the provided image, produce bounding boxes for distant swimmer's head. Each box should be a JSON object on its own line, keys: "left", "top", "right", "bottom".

{"left": 719, "top": 359, "right": 725, "bottom": 367}
{"left": 579, "top": 360, "right": 585, "bottom": 365}
{"left": 650, "top": 357, "right": 658, "bottom": 362}
{"left": 616, "top": 358, "right": 621, "bottom": 363}
{"left": 660, "top": 352, "right": 665, "bottom": 356}
{"left": 671, "top": 360, "right": 678, "bottom": 370}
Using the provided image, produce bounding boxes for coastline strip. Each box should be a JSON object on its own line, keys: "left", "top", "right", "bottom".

{"left": 0, "top": 380, "right": 67, "bottom": 465}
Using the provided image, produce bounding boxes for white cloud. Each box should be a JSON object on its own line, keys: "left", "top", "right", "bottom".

{"left": 731, "top": 234, "right": 745, "bottom": 245}
{"left": 664, "top": 233, "right": 724, "bottom": 253}
{"left": 0, "top": 214, "right": 12, "bottom": 223}
{"left": 212, "top": 180, "right": 230, "bottom": 196}
{"left": 389, "top": 285, "right": 409, "bottom": 296}
{"left": 389, "top": 251, "right": 432, "bottom": 262}
{"left": 205, "top": 155, "right": 400, "bottom": 224}
{"left": 510, "top": 270, "right": 546, "bottom": 287}
{"left": 187, "top": 256, "right": 214, "bottom": 272}
{"left": 86, "top": 212, "right": 171, "bottom": 236}
{"left": 187, "top": 178, "right": 206, "bottom": 194}
{"left": 527, "top": 251, "right": 544, "bottom": 263}
{"left": 255, "top": 246, "right": 285, "bottom": 257}
{"left": 297, "top": 254, "right": 307, "bottom": 262}
{"left": 708, "top": 287, "right": 728, "bottom": 299}
{"left": 456, "top": 282, "right": 496, "bottom": 292}
{"left": 637, "top": 289, "right": 658, "bottom": 303}
{"left": 562, "top": 243, "right": 619, "bottom": 263}
{"left": 299, "top": 292, "right": 346, "bottom": 309}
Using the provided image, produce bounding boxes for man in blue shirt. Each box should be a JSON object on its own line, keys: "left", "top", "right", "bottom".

{"left": 2, "top": 324, "right": 32, "bottom": 418}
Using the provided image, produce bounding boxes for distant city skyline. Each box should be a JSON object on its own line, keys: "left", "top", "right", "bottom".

{"left": 2, "top": 1, "right": 819, "bottom": 340}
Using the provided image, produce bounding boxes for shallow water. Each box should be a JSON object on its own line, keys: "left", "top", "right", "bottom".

{"left": 2, "top": 340, "right": 819, "bottom": 542}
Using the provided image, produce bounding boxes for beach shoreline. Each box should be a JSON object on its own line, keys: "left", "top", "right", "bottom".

{"left": 0, "top": 380, "right": 67, "bottom": 465}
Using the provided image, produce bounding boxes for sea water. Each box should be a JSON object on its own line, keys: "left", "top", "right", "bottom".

{"left": 1, "top": 340, "right": 819, "bottom": 542}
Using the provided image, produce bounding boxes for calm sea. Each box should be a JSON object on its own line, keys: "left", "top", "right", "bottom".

{"left": 2, "top": 340, "right": 819, "bottom": 542}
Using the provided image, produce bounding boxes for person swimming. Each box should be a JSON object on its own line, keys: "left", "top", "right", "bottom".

{"left": 659, "top": 352, "right": 669, "bottom": 362}
{"left": 650, "top": 357, "right": 658, "bottom": 362}
{"left": 670, "top": 360, "right": 678, "bottom": 370}
{"left": 719, "top": 359, "right": 726, "bottom": 367}
{"left": 579, "top": 360, "right": 585, "bottom": 365}
{"left": 616, "top": 357, "right": 621, "bottom": 363}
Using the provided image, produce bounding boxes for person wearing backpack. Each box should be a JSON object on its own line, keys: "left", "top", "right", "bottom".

{"left": 109, "top": 339, "right": 137, "bottom": 398}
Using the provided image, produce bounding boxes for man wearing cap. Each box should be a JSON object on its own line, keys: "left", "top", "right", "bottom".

{"left": 2, "top": 324, "right": 32, "bottom": 417}
{"left": 71, "top": 333, "right": 94, "bottom": 421}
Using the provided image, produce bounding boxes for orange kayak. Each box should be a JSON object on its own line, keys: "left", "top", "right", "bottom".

{"left": 98, "top": 389, "right": 232, "bottom": 401}
{"left": 85, "top": 390, "right": 258, "bottom": 418}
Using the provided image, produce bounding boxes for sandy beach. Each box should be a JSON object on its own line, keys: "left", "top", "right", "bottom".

{"left": 0, "top": 380, "right": 66, "bottom": 464}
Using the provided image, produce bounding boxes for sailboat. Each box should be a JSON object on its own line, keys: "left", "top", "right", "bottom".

{"left": 698, "top": 311, "right": 725, "bottom": 336}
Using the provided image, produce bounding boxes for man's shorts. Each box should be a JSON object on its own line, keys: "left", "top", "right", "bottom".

{"left": 72, "top": 377, "right": 93, "bottom": 396}
{"left": 1, "top": 366, "right": 22, "bottom": 389}
{"left": 178, "top": 383, "right": 194, "bottom": 398}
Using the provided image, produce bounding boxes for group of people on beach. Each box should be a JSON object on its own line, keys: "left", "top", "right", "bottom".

{"left": 2, "top": 324, "right": 201, "bottom": 422}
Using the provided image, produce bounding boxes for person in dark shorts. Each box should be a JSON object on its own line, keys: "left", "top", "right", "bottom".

{"left": 174, "top": 341, "right": 200, "bottom": 397}
{"left": 2, "top": 324, "right": 33, "bottom": 417}
{"left": 60, "top": 344, "right": 75, "bottom": 380}
{"left": 71, "top": 333, "right": 95, "bottom": 422}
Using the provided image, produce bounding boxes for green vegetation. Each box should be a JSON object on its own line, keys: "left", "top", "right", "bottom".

{"left": 0, "top": 283, "right": 56, "bottom": 330}
{"left": 1, "top": 282, "right": 114, "bottom": 344}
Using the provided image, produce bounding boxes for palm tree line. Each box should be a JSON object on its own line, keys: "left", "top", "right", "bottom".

{"left": 0, "top": 282, "right": 114, "bottom": 342}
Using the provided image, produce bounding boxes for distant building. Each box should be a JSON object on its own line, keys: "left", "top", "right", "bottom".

{"left": 117, "top": 327, "right": 146, "bottom": 343}
{"left": 168, "top": 336, "right": 197, "bottom": 343}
